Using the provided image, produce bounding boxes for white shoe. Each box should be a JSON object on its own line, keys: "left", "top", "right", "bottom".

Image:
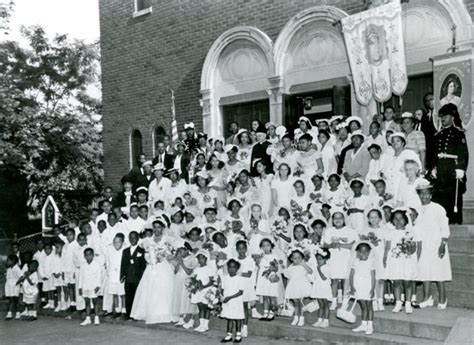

{"left": 297, "top": 316, "right": 305, "bottom": 327}
{"left": 329, "top": 299, "right": 338, "bottom": 311}
{"left": 94, "top": 316, "right": 100, "bottom": 325}
{"left": 183, "top": 319, "right": 194, "bottom": 329}
{"left": 291, "top": 316, "right": 299, "bottom": 326}
{"left": 392, "top": 301, "right": 403, "bottom": 313}
{"left": 241, "top": 325, "right": 248, "bottom": 338}
{"left": 15, "top": 312, "right": 21, "bottom": 320}
{"left": 5, "top": 311, "right": 12, "bottom": 319}
{"left": 54, "top": 305, "right": 61, "bottom": 312}
{"left": 175, "top": 318, "right": 185, "bottom": 326}
{"left": 352, "top": 323, "right": 368, "bottom": 332}
{"left": 199, "top": 320, "right": 209, "bottom": 332}
{"left": 419, "top": 296, "right": 434, "bottom": 308}
{"left": 437, "top": 299, "right": 448, "bottom": 310}
{"left": 80, "top": 317, "right": 91, "bottom": 326}
{"left": 251, "top": 309, "right": 262, "bottom": 319}
{"left": 365, "top": 323, "right": 374, "bottom": 335}
{"left": 373, "top": 300, "right": 379, "bottom": 312}
{"left": 319, "top": 319, "right": 329, "bottom": 328}
{"left": 193, "top": 324, "right": 203, "bottom": 332}
{"left": 378, "top": 300, "right": 385, "bottom": 311}
{"left": 20, "top": 309, "right": 28, "bottom": 316}
{"left": 312, "top": 318, "right": 323, "bottom": 328}
{"left": 405, "top": 302, "right": 413, "bottom": 314}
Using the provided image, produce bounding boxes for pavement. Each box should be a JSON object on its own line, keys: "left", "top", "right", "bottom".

{"left": 0, "top": 316, "right": 299, "bottom": 345}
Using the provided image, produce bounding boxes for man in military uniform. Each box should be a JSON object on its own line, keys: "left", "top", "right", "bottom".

{"left": 183, "top": 122, "right": 198, "bottom": 155}
{"left": 431, "top": 104, "right": 469, "bottom": 224}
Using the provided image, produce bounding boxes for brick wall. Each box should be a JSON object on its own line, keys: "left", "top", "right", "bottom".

{"left": 99, "top": 0, "right": 474, "bottom": 189}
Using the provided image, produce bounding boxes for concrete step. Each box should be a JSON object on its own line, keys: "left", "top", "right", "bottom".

{"left": 430, "top": 288, "right": 474, "bottom": 309}
{"left": 450, "top": 270, "right": 474, "bottom": 291}
{"left": 449, "top": 237, "right": 474, "bottom": 254}
{"left": 450, "top": 253, "right": 474, "bottom": 271}
{"left": 449, "top": 225, "right": 474, "bottom": 238}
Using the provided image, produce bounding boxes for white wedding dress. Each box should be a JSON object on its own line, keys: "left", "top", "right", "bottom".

{"left": 130, "top": 236, "right": 175, "bottom": 324}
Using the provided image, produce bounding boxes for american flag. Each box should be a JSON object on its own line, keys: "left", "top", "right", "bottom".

{"left": 170, "top": 89, "right": 178, "bottom": 142}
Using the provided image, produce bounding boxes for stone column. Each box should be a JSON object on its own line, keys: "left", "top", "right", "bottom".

{"left": 267, "top": 76, "right": 284, "bottom": 125}
{"left": 200, "top": 89, "right": 216, "bottom": 136}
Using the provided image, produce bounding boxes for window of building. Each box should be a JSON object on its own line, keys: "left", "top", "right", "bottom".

{"left": 152, "top": 125, "right": 166, "bottom": 157}
{"left": 130, "top": 129, "right": 143, "bottom": 168}
{"left": 133, "top": 0, "right": 152, "bottom": 18}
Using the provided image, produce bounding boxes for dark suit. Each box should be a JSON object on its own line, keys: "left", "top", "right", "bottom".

{"left": 152, "top": 152, "right": 174, "bottom": 170}
{"left": 120, "top": 245, "right": 146, "bottom": 317}
{"left": 250, "top": 141, "right": 273, "bottom": 176}
{"left": 419, "top": 111, "right": 438, "bottom": 170}
{"left": 113, "top": 192, "right": 137, "bottom": 209}
{"left": 134, "top": 173, "right": 155, "bottom": 189}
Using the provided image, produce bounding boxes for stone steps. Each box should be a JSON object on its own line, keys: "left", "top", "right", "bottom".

{"left": 450, "top": 225, "right": 474, "bottom": 238}
{"left": 449, "top": 237, "right": 474, "bottom": 254}
{"left": 450, "top": 253, "right": 474, "bottom": 272}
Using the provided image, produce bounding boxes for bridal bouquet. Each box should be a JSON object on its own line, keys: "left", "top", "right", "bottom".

{"left": 155, "top": 242, "right": 175, "bottom": 263}
{"left": 204, "top": 286, "right": 222, "bottom": 311}
{"left": 184, "top": 275, "right": 201, "bottom": 297}
{"left": 271, "top": 216, "right": 289, "bottom": 237}
{"left": 290, "top": 200, "right": 308, "bottom": 223}
{"left": 391, "top": 232, "right": 417, "bottom": 258}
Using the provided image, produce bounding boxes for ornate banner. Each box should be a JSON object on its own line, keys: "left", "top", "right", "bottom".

{"left": 341, "top": 0, "right": 408, "bottom": 105}
{"left": 432, "top": 50, "right": 473, "bottom": 128}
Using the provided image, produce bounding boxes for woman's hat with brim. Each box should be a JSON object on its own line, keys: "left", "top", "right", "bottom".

{"left": 196, "top": 250, "right": 210, "bottom": 260}
{"left": 346, "top": 116, "right": 363, "bottom": 127}
{"left": 136, "top": 186, "right": 148, "bottom": 194}
{"left": 227, "top": 197, "right": 243, "bottom": 209}
{"left": 265, "top": 122, "right": 277, "bottom": 130}
{"left": 389, "top": 132, "right": 407, "bottom": 143}
{"left": 351, "top": 130, "right": 365, "bottom": 140}
{"left": 153, "top": 163, "right": 166, "bottom": 171}
{"left": 224, "top": 144, "right": 238, "bottom": 154}
{"left": 399, "top": 111, "right": 419, "bottom": 123}
{"left": 415, "top": 178, "right": 433, "bottom": 191}
{"left": 203, "top": 206, "right": 217, "bottom": 214}
{"left": 195, "top": 170, "right": 209, "bottom": 180}
{"left": 349, "top": 177, "right": 365, "bottom": 188}
{"left": 174, "top": 141, "right": 188, "bottom": 151}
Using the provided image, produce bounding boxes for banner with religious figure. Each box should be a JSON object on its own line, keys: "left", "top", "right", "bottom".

{"left": 432, "top": 50, "right": 473, "bottom": 128}
{"left": 341, "top": 0, "right": 408, "bottom": 105}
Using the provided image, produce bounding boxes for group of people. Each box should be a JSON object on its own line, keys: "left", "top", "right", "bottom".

{"left": 3, "top": 96, "right": 465, "bottom": 343}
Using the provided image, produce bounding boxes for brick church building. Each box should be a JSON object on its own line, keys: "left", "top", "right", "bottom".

{"left": 98, "top": 0, "right": 474, "bottom": 206}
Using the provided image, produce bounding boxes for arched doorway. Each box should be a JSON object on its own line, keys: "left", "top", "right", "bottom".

{"left": 130, "top": 129, "right": 143, "bottom": 169}
{"left": 200, "top": 26, "right": 275, "bottom": 137}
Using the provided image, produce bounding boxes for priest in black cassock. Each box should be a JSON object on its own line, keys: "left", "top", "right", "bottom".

{"left": 250, "top": 123, "right": 273, "bottom": 176}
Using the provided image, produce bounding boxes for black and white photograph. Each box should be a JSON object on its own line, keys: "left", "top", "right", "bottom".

{"left": 0, "top": 0, "right": 473, "bottom": 344}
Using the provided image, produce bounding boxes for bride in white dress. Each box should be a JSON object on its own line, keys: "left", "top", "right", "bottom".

{"left": 131, "top": 218, "right": 176, "bottom": 324}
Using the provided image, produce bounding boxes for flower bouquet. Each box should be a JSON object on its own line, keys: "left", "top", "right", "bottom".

{"left": 360, "top": 232, "right": 381, "bottom": 247}
{"left": 290, "top": 200, "right": 308, "bottom": 223}
{"left": 155, "top": 242, "right": 175, "bottom": 263}
{"left": 288, "top": 239, "right": 312, "bottom": 262}
{"left": 203, "top": 194, "right": 212, "bottom": 203}
{"left": 204, "top": 285, "right": 222, "bottom": 312}
{"left": 293, "top": 165, "right": 304, "bottom": 177}
{"left": 262, "top": 259, "right": 280, "bottom": 283}
{"left": 271, "top": 216, "right": 289, "bottom": 238}
{"left": 184, "top": 275, "right": 201, "bottom": 298}
{"left": 391, "top": 233, "right": 417, "bottom": 258}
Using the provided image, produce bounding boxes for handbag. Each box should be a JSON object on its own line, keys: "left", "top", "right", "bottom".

{"left": 336, "top": 297, "right": 358, "bottom": 324}
{"left": 280, "top": 299, "right": 295, "bottom": 317}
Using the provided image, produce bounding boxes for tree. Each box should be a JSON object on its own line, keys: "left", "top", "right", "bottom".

{"left": 0, "top": 26, "right": 103, "bottom": 237}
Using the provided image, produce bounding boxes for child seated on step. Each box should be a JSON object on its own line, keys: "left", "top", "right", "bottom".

{"left": 349, "top": 242, "right": 376, "bottom": 335}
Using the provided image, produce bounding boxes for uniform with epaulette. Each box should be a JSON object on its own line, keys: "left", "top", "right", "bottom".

{"left": 432, "top": 104, "right": 469, "bottom": 224}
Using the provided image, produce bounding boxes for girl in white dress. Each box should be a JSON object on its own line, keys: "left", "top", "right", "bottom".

{"left": 4, "top": 255, "right": 22, "bottom": 320}
{"left": 271, "top": 163, "right": 295, "bottom": 211}
{"left": 255, "top": 238, "right": 281, "bottom": 321}
{"left": 311, "top": 248, "right": 332, "bottom": 329}
{"left": 19, "top": 260, "right": 39, "bottom": 320}
{"left": 347, "top": 179, "right": 370, "bottom": 234}
{"left": 235, "top": 240, "right": 257, "bottom": 337}
{"left": 361, "top": 209, "right": 389, "bottom": 311}
{"left": 234, "top": 169, "right": 258, "bottom": 219}
{"left": 105, "top": 234, "right": 125, "bottom": 317}
{"left": 191, "top": 250, "right": 216, "bottom": 333}
{"left": 224, "top": 145, "right": 245, "bottom": 181}
{"left": 322, "top": 211, "right": 358, "bottom": 310}
{"left": 396, "top": 160, "right": 423, "bottom": 209}
{"left": 220, "top": 259, "right": 245, "bottom": 343}
{"left": 173, "top": 244, "right": 198, "bottom": 329}
{"left": 291, "top": 179, "right": 311, "bottom": 211}
{"left": 318, "top": 130, "right": 337, "bottom": 178}
{"left": 192, "top": 171, "right": 218, "bottom": 211}
{"left": 253, "top": 159, "right": 274, "bottom": 217}
{"left": 207, "top": 154, "right": 228, "bottom": 210}
{"left": 237, "top": 130, "right": 253, "bottom": 170}
{"left": 284, "top": 249, "right": 313, "bottom": 327}
{"left": 272, "top": 133, "right": 299, "bottom": 174}
{"left": 383, "top": 209, "right": 419, "bottom": 314}
{"left": 415, "top": 183, "right": 452, "bottom": 310}
{"left": 131, "top": 219, "right": 176, "bottom": 324}
{"left": 247, "top": 203, "right": 271, "bottom": 256}
{"left": 324, "top": 174, "right": 348, "bottom": 209}
{"left": 349, "top": 242, "right": 376, "bottom": 335}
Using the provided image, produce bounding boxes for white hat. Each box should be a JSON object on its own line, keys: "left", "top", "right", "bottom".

{"left": 265, "top": 121, "right": 277, "bottom": 129}
{"left": 298, "top": 116, "right": 313, "bottom": 129}
{"left": 195, "top": 170, "right": 209, "bottom": 179}
{"left": 329, "top": 115, "right": 344, "bottom": 124}
{"left": 224, "top": 144, "right": 238, "bottom": 153}
{"left": 336, "top": 121, "right": 348, "bottom": 130}
{"left": 212, "top": 136, "right": 225, "bottom": 145}
{"left": 389, "top": 132, "right": 407, "bottom": 143}
{"left": 351, "top": 129, "right": 365, "bottom": 140}
{"left": 275, "top": 125, "right": 287, "bottom": 137}
{"left": 415, "top": 178, "right": 433, "bottom": 190}
{"left": 142, "top": 160, "right": 153, "bottom": 167}
{"left": 184, "top": 122, "right": 195, "bottom": 129}
{"left": 174, "top": 141, "right": 187, "bottom": 151}
{"left": 169, "top": 206, "right": 183, "bottom": 216}
{"left": 347, "top": 116, "right": 363, "bottom": 126}
{"left": 153, "top": 163, "right": 165, "bottom": 171}
{"left": 136, "top": 186, "right": 148, "bottom": 194}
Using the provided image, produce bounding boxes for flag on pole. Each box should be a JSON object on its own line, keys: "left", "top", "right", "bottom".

{"left": 170, "top": 89, "right": 179, "bottom": 142}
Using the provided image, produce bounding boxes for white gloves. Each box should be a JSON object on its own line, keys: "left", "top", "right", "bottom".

{"left": 455, "top": 169, "right": 465, "bottom": 179}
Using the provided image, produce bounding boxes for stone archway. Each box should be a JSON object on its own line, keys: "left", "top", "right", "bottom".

{"left": 200, "top": 26, "right": 274, "bottom": 136}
